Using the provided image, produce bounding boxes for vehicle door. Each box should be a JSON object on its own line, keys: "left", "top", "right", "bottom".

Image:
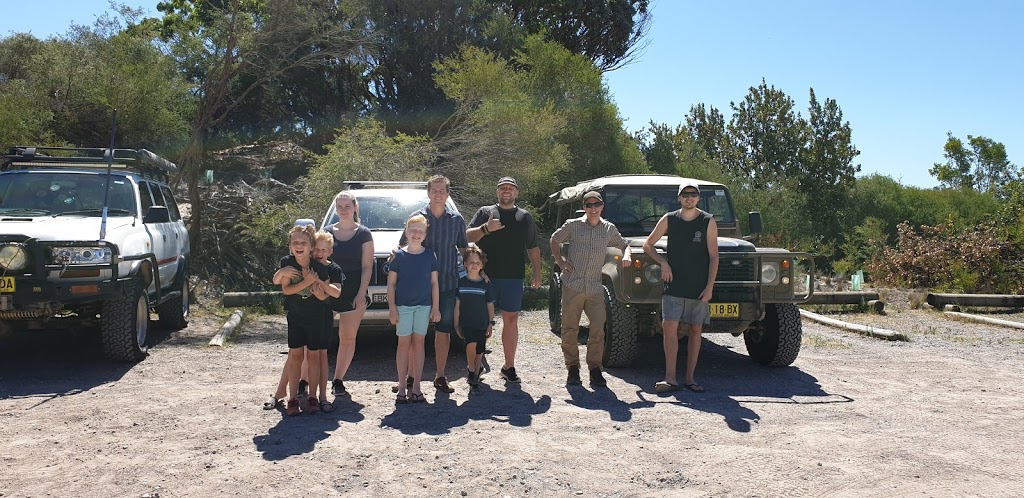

{"left": 158, "top": 184, "right": 188, "bottom": 273}
{"left": 141, "top": 181, "right": 179, "bottom": 291}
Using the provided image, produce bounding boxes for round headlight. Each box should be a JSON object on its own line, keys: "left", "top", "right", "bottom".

{"left": 0, "top": 244, "right": 28, "bottom": 271}
{"left": 644, "top": 264, "right": 662, "bottom": 283}
{"left": 761, "top": 263, "right": 779, "bottom": 284}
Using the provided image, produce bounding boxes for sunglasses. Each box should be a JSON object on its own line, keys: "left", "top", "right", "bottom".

{"left": 679, "top": 192, "right": 699, "bottom": 198}
{"left": 584, "top": 201, "right": 604, "bottom": 208}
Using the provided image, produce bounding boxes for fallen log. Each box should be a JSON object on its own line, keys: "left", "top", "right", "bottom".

{"left": 943, "top": 311, "right": 1024, "bottom": 330}
{"left": 926, "top": 293, "right": 1024, "bottom": 309}
{"left": 805, "top": 291, "right": 880, "bottom": 305}
{"left": 799, "top": 309, "right": 906, "bottom": 341}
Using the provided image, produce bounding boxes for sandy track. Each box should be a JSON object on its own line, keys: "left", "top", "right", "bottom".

{"left": 1, "top": 302, "right": 1023, "bottom": 497}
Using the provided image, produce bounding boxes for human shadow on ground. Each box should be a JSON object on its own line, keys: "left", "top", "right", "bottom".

{"left": 379, "top": 380, "right": 552, "bottom": 436}
{"left": 0, "top": 327, "right": 136, "bottom": 402}
{"left": 253, "top": 399, "right": 365, "bottom": 461}
{"left": 608, "top": 334, "right": 852, "bottom": 432}
{"left": 563, "top": 383, "right": 656, "bottom": 423}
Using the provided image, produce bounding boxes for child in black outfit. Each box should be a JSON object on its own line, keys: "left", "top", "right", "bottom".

{"left": 276, "top": 225, "right": 330, "bottom": 416}
{"left": 454, "top": 245, "right": 495, "bottom": 389}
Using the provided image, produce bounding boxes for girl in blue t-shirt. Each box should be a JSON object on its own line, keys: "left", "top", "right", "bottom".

{"left": 454, "top": 245, "right": 495, "bottom": 390}
{"left": 387, "top": 214, "right": 439, "bottom": 404}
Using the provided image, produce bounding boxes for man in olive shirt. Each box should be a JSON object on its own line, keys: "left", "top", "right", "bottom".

{"left": 549, "top": 191, "right": 631, "bottom": 387}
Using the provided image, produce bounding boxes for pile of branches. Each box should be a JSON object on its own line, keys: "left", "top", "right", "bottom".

{"left": 185, "top": 178, "right": 300, "bottom": 293}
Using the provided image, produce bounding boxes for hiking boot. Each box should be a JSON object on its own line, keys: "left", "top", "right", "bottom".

{"left": 500, "top": 366, "right": 521, "bottom": 383}
{"left": 304, "top": 396, "right": 321, "bottom": 414}
{"left": 467, "top": 370, "right": 479, "bottom": 387}
{"left": 285, "top": 398, "right": 300, "bottom": 417}
{"left": 566, "top": 365, "right": 582, "bottom": 386}
{"left": 434, "top": 377, "right": 455, "bottom": 393}
{"left": 331, "top": 379, "right": 348, "bottom": 397}
{"left": 589, "top": 367, "right": 607, "bottom": 387}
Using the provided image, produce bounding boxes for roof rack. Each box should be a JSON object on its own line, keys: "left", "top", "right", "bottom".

{"left": 2, "top": 147, "right": 177, "bottom": 179}
{"left": 343, "top": 180, "right": 427, "bottom": 189}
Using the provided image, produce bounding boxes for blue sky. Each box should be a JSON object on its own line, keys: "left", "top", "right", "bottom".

{"left": 4, "top": 1, "right": 1021, "bottom": 188}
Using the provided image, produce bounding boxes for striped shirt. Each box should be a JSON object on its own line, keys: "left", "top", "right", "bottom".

{"left": 402, "top": 204, "right": 468, "bottom": 293}
{"left": 550, "top": 217, "right": 629, "bottom": 294}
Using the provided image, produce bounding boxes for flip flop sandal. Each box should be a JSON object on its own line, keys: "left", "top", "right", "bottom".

{"left": 263, "top": 396, "right": 283, "bottom": 410}
{"left": 320, "top": 400, "right": 335, "bottom": 413}
{"left": 684, "top": 383, "right": 705, "bottom": 393}
{"left": 655, "top": 381, "right": 680, "bottom": 393}
{"left": 395, "top": 394, "right": 409, "bottom": 404}
{"left": 409, "top": 393, "right": 426, "bottom": 403}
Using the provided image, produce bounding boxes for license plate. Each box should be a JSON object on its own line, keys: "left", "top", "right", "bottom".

{"left": 371, "top": 293, "right": 388, "bottom": 304}
{"left": 710, "top": 303, "right": 739, "bottom": 318}
{"left": 0, "top": 276, "right": 14, "bottom": 293}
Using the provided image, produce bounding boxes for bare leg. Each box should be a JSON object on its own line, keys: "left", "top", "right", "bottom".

{"left": 285, "top": 348, "right": 304, "bottom": 400}
{"left": 333, "top": 309, "right": 364, "bottom": 380}
{"left": 662, "top": 320, "right": 680, "bottom": 385}
{"left": 305, "top": 348, "right": 320, "bottom": 401}
{"left": 501, "top": 311, "right": 519, "bottom": 369}
{"left": 411, "top": 333, "right": 426, "bottom": 394}
{"left": 683, "top": 324, "right": 703, "bottom": 386}
{"left": 396, "top": 336, "right": 411, "bottom": 397}
{"left": 465, "top": 342, "right": 477, "bottom": 372}
{"left": 434, "top": 332, "right": 451, "bottom": 380}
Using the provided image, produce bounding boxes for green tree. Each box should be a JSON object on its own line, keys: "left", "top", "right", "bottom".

{"left": 929, "top": 132, "right": 1020, "bottom": 196}
{"left": 152, "top": 0, "right": 369, "bottom": 249}
{"left": 683, "top": 103, "right": 729, "bottom": 166}
{"left": 725, "top": 79, "right": 804, "bottom": 188}
{"left": 497, "top": 0, "right": 651, "bottom": 71}
{"left": 634, "top": 121, "right": 678, "bottom": 174}
{"left": 797, "top": 88, "right": 860, "bottom": 240}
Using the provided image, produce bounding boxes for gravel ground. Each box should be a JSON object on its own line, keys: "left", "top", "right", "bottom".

{"left": 1, "top": 291, "right": 1023, "bottom": 497}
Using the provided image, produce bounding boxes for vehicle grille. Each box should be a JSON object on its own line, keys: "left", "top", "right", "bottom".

{"left": 717, "top": 257, "right": 756, "bottom": 282}
{"left": 370, "top": 257, "right": 389, "bottom": 286}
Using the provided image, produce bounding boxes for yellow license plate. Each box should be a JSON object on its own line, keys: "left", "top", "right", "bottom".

{"left": 710, "top": 303, "right": 739, "bottom": 318}
{"left": 0, "top": 276, "right": 14, "bottom": 293}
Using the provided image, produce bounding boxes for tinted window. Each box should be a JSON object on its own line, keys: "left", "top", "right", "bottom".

{"left": 139, "top": 181, "right": 155, "bottom": 213}
{"left": 159, "top": 185, "right": 181, "bottom": 221}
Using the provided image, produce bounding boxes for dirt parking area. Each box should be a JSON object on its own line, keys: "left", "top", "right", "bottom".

{"left": 2, "top": 296, "right": 1024, "bottom": 497}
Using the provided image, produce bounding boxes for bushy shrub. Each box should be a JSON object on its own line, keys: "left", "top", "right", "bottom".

{"left": 868, "top": 221, "right": 1024, "bottom": 293}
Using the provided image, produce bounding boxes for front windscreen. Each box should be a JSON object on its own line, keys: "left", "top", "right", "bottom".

{"left": 324, "top": 192, "right": 431, "bottom": 230}
{"left": 0, "top": 172, "right": 137, "bottom": 217}
{"left": 601, "top": 186, "right": 736, "bottom": 237}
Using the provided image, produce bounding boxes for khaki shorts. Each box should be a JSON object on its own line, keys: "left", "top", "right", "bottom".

{"left": 662, "top": 295, "right": 710, "bottom": 325}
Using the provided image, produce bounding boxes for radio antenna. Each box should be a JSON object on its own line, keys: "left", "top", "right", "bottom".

{"left": 99, "top": 109, "right": 118, "bottom": 240}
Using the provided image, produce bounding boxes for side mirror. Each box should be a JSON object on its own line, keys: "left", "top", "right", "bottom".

{"left": 144, "top": 206, "right": 170, "bottom": 224}
{"left": 748, "top": 212, "right": 763, "bottom": 234}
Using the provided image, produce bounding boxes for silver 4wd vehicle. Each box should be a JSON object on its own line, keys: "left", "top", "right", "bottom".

{"left": 546, "top": 174, "right": 813, "bottom": 367}
{"left": 320, "top": 181, "right": 460, "bottom": 329}
{"left": 0, "top": 147, "right": 190, "bottom": 361}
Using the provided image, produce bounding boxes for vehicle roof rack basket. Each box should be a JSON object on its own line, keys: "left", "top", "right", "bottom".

{"left": 2, "top": 146, "right": 177, "bottom": 180}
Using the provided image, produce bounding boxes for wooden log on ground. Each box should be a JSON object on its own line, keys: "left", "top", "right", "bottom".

{"left": 943, "top": 311, "right": 1024, "bottom": 330}
{"left": 799, "top": 309, "right": 906, "bottom": 341}
{"left": 209, "top": 309, "right": 244, "bottom": 347}
{"left": 223, "top": 291, "right": 281, "bottom": 308}
{"left": 926, "top": 293, "right": 1024, "bottom": 309}
{"left": 805, "top": 291, "right": 880, "bottom": 305}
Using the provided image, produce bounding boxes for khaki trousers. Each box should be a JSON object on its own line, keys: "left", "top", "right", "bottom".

{"left": 560, "top": 286, "right": 606, "bottom": 368}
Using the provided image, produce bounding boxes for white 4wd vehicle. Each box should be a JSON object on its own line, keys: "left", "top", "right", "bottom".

{"left": 319, "top": 181, "right": 460, "bottom": 329}
{"left": 0, "top": 147, "right": 190, "bottom": 361}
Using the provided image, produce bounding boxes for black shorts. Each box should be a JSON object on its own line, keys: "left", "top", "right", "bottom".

{"left": 462, "top": 327, "right": 488, "bottom": 356}
{"left": 287, "top": 310, "right": 327, "bottom": 350}
{"left": 333, "top": 271, "right": 363, "bottom": 313}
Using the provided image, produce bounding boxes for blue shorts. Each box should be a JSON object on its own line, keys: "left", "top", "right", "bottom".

{"left": 434, "top": 289, "right": 457, "bottom": 334}
{"left": 396, "top": 305, "right": 431, "bottom": 336}
{"left": 491, "top": 278, "right": 525, "bottom": 313}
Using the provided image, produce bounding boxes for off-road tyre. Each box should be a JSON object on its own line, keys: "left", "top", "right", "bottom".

{"left": 101, "top": 279, "right": 149, "bottom": 362}
{"left": 602, "top": 284, "right": 638, "bottom": 367}
{"left": 744, "top": 303, "right": 802, "bottom": 366}
{"left": 157, "top": 269, "right": 190, "bottom": 330}
{"left": 548, "top": 272, "right": 562, "bottom": 335}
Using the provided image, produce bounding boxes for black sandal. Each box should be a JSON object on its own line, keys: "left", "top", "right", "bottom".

{"left": 395, "top": 393, "right": 409, "bottom": 404}
{"left": 409, "top": 392, "right": 426, "bottom": 403}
